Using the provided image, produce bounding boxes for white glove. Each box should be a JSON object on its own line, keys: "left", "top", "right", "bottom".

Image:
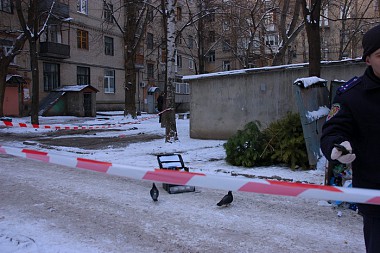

{"left": 331, "top": 141, "right": 356, "bottom": 164}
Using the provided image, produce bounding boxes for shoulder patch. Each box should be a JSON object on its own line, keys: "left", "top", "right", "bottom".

{"left": 326, "top": 103, "right": 341, "bottom": 121}
{"left": 336, "top": 76, "right": 361, "bottom": 95}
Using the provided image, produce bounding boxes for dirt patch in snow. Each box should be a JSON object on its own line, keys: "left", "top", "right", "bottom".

{"left": 0, "top": 128, "right": 163, "bottom": 150}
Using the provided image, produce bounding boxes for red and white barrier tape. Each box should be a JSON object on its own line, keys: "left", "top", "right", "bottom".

{"left": 0, "top": 108, "right": 172, "bottom": 130}
{"left": 0, "top": 120, "right": 120, "bottom": 130}
{"left": 1, "top": 144, "right": 380, "bottom": 205}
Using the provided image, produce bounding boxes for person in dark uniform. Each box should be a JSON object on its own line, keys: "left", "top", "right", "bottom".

{"left": 157, "top": 92, "right": 164, "bottom": 123}
{"left": 320, "top": 24, "right": 380, "bottom": 253}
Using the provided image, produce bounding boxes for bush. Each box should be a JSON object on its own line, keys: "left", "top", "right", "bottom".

{"left": 223, "top": 121, "right": 269, "bottom": 167}
{"left": 224, "top": 113, "right": 309, "bottom": 169}
{"left": 263, "top": 112, "right": 309, "bottom": 170}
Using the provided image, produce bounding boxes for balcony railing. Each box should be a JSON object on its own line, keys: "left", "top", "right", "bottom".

{"left": 39, "top": 42, "right": 70, "bottom": 59}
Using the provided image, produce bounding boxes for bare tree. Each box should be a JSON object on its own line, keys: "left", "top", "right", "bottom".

{"left": 15, "top": 0, "right": 56, "bottom": 124}
{"left": 324, "top": 0, "right": 376, "bottom": 60}
{"left": 189, "top": 0, "right": 305, "bottom": 70}
{"left": 272, "top": 0, "right": 304, "bottom": 65}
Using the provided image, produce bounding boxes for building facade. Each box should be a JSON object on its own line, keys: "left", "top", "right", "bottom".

{"left": 1, "top": 0, "right": 380, "bottom": 116}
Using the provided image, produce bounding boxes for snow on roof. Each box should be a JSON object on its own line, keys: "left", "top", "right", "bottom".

{"left": 183, "top": 64, "right": 305, "bottom": 81}
{"left": 54, "top": 85, "right": 98, "bottom": 92}
{"left": 182, "top": 58, "right": 363, "bottom": 81}
{"left": 293, "top": 76, "right": 327, "bottom": 88}
{"left": 6, "top": 74, "right": 25, "bottom": 83}
{"left": 148, "top": 86, "right": 160, "bottom": 94}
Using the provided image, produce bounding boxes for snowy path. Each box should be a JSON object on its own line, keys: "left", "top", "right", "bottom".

{"left": 0, "top": 154, "right": 365, "bottom": 253}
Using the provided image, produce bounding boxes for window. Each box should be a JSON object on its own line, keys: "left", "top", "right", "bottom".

{"left": 189, "top": 59, "right": 194, "bottom": 69}
{"left": 264, "top": 13, "right": 274, "bottom": 26}
{"left": 253, "top": 36, "right": 260, "bottom": 49}
{"left": 375, "top": 1, "right": 379, "bottom": 14}
{"left": 207, "top": 9, "right": 215, "bottom": 22}
{"left": 223, "top": 61, "right": 231, "bottom": 71}
{"left": 77, "top": 66, "right": 90, "bottom": 85}
{"left": 147, "top": 6, "right": 153, "bottom": 22}
{"left": 104, "top": 69, "right": 115, "bottom": 93}
{"left": 77, "top": 29, "right": 89, "bottom": 49}
{"left": 1, "top": 40, "right": 16, "bottom": 64}
{"left": 322, "top": 48, "right": 329, "bottom": 60}
{"left": 41, "top": 24, "right": 62, "bottom": 43}
{"left": 175, "top": 82, "right": 190, "bottom": 94}
{"left": 147, "top": 63, "right": 154, "bottom": 78}
{"left": 321, "top": 5, "right": 329, "bottom": 26}
{"left": 176, "top": 34, "right": 182, "bottom": 45}
{"left": 103, "top": 2, "right": 113, "bottom": 23}
{"left": 3, "top": 45, "right": 16, "bottom": 64}
{"left": 265, "top": 34, "right": 279, "bottom": 46}
{"left": 188, "top": 35, "right": 193, "bottom": 49}
{"left": 77, "top": 0, "right": 88, "bottom": 15}
{"left": 43, "top": 63, "right": 60, "bottom": 91}
{"left": 208, "top": 50, "right": 215, "bottom": 62}
{"left": 222, "top": 20, "right": 230, "bottom": 31}
{"left": 147, "top": 33, "right": 153, "bottom": 49}
{"left": 104, "top": 36, "right": 114, "bottom": 55}
{"left": 176, "top": 54, "right": 182, "bottom": 68}
{"left": 161, "top": 48, "right": 166, "bottom": 63}
{"left": 340, "top": 4, "right": 350, "bottom": 19}
{"left": 222, "top": 40, "right": 230, "bottom": 51}
{"left": 0, "top": 0, "right": 12, "bottom": 13}
{"left": 176, "top": 7, "right": 182, "bottom": 21}
{"left": 209, "top": 31, "right": 215, "bottom": 43}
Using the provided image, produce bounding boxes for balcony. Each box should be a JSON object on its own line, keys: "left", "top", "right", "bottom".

{"left": 38, "top": 0, "right": 69, "bottom": 18}
{"left": 39, "top": 42, "right": 70, "bottom": 59}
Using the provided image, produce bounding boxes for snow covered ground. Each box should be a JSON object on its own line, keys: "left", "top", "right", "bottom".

{"left": 0, "top": 113, "right": 366, "bottom": 252}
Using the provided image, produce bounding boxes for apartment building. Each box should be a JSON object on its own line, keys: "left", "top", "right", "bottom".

{"left": 199, "top": 0, "right": 380, "bottom": 71}
{"left": 318, "top": 0, "right": 380, "bottom": 61}
{"left": 1, "top": 0, "right": 198, "bottom": 115}
{"left": 1, "top": 0, "right": 379, "bottom": 117}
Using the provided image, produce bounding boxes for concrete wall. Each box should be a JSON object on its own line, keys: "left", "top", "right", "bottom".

{"left": 185, "top": 60, "right": 366, "bottom": 140}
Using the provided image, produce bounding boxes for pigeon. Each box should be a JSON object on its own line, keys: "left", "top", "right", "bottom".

{"left": 150, "top": 183, "right": 159, "bottom": 201}
{"left": 217, "top": 191, "right": 233, "bottom": 206}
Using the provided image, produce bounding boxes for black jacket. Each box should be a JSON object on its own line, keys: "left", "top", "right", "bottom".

{"left": 157, "top": 95, "right": 164, "bottom": 112}
{"left": 320, "top": 67, "right": 380, "bottom": 215}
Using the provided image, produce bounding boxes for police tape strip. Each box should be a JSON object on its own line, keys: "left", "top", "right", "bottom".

{"left": 0, "top": 120, "right": 120, "bottom": 130}
{"left": 1, "top": 144, "right": 380, "bottom": 205}
{"left": 0, "top": 108, "right": 172, "bottom": 130}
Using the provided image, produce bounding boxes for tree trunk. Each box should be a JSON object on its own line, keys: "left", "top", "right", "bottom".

{"left": 197, "top": 1, "right": 206, "bottom": 74}
{"left": 123, "top": 0, "right": 138, "bottom": 119}
{"left": 302, "top": 0, "right": 321, "bottom": 77}
{"left": 164, "top": 0, "right": 178, "bottom": 142}
{"left": 0, "top": 67, "right": 8, "bottom": 117}
{"left": 29, "top": 39, "right": 39, "bottom": 124}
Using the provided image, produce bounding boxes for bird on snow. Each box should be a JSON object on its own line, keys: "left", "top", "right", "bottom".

{"left": 217, "top": 191, "right": 233, "bottom": 206}
{"left": 150, "top": 183, "right": 159, "bottom": 201}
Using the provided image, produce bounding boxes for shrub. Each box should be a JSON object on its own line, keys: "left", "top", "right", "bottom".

{"left": 223, "top": 121, "right": 269, "bottom": 167}
{"left": 224, "top": 113, "right": 309, "bottom": 169}
{"left": 263, "top": 112, "right": 309, "bottom": 170}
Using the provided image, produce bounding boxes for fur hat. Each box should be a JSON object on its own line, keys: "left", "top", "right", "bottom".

{"left": 362, "top": 24, "right": 380, "bottom": 61}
